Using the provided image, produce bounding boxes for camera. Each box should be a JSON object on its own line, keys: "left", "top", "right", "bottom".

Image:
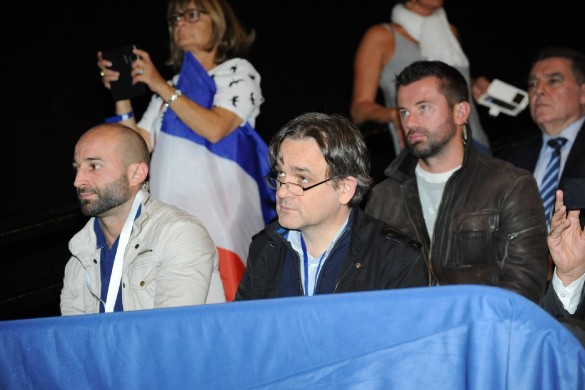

{"left": 477, "top": 79, "right": 529, "bottom": 117}
{"left": 102, "top": 44, "right": 145, "bottom": 101}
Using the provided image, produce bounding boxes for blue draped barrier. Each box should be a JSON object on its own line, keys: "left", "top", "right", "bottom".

{"left": 1, "top": 285, "right": 584, "bottom": 389}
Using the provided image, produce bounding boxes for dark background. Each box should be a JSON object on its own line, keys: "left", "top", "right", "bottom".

{"left": 2, "top": 0, "right": 584, "bottom": 319}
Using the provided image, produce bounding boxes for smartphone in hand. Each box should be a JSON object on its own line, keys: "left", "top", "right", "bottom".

{"left": 102, "top": 44, "right": 145, "bottom": 101}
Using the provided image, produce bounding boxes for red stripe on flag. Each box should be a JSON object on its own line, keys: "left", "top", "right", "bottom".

{"left": 217, "top": 247, "right": 246, "bottom": 302}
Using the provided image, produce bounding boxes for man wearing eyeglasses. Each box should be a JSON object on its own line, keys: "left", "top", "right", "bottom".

{"left": 234, "top": 113, "right": 429, "bottom": 300}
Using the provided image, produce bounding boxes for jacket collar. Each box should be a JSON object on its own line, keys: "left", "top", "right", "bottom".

{"left": 69, "top": 192, "right": 153, "bottom": 262}
{"left": 265, "top": 208, "right": 357, "bottom": 243}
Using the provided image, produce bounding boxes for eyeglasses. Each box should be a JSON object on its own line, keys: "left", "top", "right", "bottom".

{"left": 264, "top": 173, "right": 333, "bottom": 196}
{"left": 167, "top": 9, "right": 207, "bottom": 27}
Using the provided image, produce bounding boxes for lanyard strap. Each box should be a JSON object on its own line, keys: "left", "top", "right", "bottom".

{"left": 104, "top": 190, "right": 147, "bottom": 312}
{"left": 300, "top": 235, "right": 326, "bottom": 296}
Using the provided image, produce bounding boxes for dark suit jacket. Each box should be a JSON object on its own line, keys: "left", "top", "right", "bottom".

{"left": 541, "top": 283, "right": 585, "bottom": 346}
{"left": 504, "top": 120, "right": 585, "bottom": 342}
{"left": 504, "top": 120, "right": 585, "bottom": 227}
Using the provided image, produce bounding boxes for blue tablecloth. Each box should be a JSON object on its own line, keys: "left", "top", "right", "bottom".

{"left": 1, "top": 285, "right": 583, "bottom": 389}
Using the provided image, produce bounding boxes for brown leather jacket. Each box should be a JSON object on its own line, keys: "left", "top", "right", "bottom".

{"left": 365, "top": 143, "right": 549, "bottom": 303}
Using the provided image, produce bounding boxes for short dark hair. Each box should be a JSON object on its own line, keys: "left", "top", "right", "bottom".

{"left": 530, "top": 46, "right": 585, "bottom": 84}
{"left": 268, "top": 113, "right": 372, "bottom": 207}
{"left": 394, "top": 60, "right": 470, "bottom": 108}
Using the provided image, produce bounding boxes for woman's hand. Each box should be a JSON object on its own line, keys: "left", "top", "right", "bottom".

{"left": 97, "top": 48, "right": 168, "bottom": 97}
{"left": 130, "top": 48, "right": 168, "bottom": 96}
{"left": 471, "top": 76, "right": 491, "bottom": 101}
{"left": 97, "top": 51, "right": 119, "bottom": 90}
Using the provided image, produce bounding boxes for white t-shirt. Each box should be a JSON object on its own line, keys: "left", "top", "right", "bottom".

{"left": 415, "top": 164, "right": 460, "bottom": 238}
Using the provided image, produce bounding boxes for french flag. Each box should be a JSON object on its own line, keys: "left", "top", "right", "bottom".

{"left": 150, "top": 52, "right": 276, "bottom": 301}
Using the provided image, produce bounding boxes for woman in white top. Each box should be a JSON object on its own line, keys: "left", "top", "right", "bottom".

{"left": 97, "top": 0, "right": 276, "bottom": 301}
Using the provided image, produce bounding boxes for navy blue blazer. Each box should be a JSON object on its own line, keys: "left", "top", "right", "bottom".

{"left": 505, "top": 122, "right": 585, "bottom": 330}
{"left": 504, "top": 121, "right": 585, "bottom": 227}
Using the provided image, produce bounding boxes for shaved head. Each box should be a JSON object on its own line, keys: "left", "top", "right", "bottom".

{"left": 78, "top": 123, "right": 150, "bottom": 168}
{"left": 73, "top": 123, "right": 151, "bottom": 217}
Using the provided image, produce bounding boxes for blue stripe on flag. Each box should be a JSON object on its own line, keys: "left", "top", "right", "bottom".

{"left": 160, "top": 52, "right": 276, "bottom": 224}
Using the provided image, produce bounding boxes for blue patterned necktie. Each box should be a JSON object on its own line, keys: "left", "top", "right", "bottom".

{"left": 540, "top": 137, "right": 568, "bottom": 227}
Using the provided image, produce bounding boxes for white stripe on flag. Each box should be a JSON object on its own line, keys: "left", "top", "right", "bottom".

{"left": 150, "top": 132, "right": 265, "bottom": 265}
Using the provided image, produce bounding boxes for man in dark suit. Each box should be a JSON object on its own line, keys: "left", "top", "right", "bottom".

{"left": 505, "top": 46, "right": 585, "bottom": 229}
{"left": 506, "top": 46, "right": 585, "bottom": 343}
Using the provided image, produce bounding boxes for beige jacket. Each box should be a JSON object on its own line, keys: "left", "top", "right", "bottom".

{"left": 60, "top": 193, "right": 224, "bottom": 315}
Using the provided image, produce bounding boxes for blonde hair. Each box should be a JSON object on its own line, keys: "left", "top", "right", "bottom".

{"left": 166, "top": 0, "right": 255, "bottom": 71}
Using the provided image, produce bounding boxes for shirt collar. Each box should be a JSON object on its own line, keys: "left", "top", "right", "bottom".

{"left": 542, "top": 116, "right": 585, "bottom": 146}
{"left": 285, "top": 210, "right": 353, "bottom": 257}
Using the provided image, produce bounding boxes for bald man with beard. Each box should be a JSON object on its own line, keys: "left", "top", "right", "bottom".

{"left": 61, "top": 123, "right": 224, "bottom": 315}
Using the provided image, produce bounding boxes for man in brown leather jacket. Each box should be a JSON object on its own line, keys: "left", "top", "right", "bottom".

{"left": 365, "top": 60, "right": 549, "bottom": 303}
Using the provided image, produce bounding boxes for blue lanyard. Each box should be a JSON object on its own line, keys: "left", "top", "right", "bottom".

{"left": 300, "top": 235, "right": 327, "bottom": 296}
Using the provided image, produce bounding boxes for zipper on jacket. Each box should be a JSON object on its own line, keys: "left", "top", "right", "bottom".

{"left": 318, "top": 228, "right": 350, "bottom": 293}
{"left": 400, "top": 181, "right": 433, "bottom": 285}
{"left": 426, "top": 161, "right": 463, "bottom": 286}
{"left": 502, "top": 224, "right": 545, "bottom": 269}
{"left": 426, "top": 241, "right": 436, "bottom": 286}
